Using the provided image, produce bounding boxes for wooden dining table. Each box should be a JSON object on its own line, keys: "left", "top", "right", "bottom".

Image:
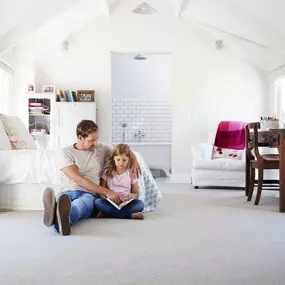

{"left": 245, "top": 129, "right": 285, "bottom": 212}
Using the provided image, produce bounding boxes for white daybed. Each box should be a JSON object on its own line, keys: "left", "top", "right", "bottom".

{"left": 0, "top": 114, "right": 161, "bottom": 211}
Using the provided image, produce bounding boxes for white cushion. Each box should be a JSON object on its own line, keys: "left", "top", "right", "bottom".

{"left": 0, "top": 114, "right": 37, "bottom": 149}
{"left": 0, "top": 120, "right": 12, "bottom": 150}
{"left": 193, "top": 158, "right": 245, "bottom": 171}
{"left": 212, "top": 146, "right": 244, "bottom": 160}
{"left": 192, "top": 143, "right": 213, "bottom": 160}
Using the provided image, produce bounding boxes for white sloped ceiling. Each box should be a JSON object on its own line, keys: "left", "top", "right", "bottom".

{"left": 1, "top": 0, "right": 285, "bottom": 72}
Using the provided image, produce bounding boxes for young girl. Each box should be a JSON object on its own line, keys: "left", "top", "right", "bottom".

{"left": 94, "top": 144, "right": 145, "bottom": 220}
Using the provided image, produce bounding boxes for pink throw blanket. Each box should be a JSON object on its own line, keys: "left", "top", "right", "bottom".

{"left": 214, "top": 121, "right": 247, "bottom": 150}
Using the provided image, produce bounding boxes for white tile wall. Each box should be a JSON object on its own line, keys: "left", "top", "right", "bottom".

{"left": 112, "top": 99, "right": 172, "bottom": 143}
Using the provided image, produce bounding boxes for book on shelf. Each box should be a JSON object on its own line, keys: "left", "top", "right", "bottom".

{"left": 29, "top": 107, "right": 44, "bottom": 110}
{"left": 29, "top": 107, "right": 50, "bottom": 115}
{"left": 29, "top": 129, "right": 49, "bottom": 135}
{"left": 29, "top": 102, "right": 43, "bottom": 107}
{"left": 106, "top": 197, "right": 134, "bottom": 210}
{"left": 71, "top": 91, "right": 77, "bottom": 102}
{"left": 56, "top": 90, "right": 77, "bottom": 102}
{"left": 28, "top": 98, "right": 50, "bottom": 114}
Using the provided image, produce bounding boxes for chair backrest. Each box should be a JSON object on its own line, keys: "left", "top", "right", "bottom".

{"left": 245, "top": 124, "right": 253, "bottom": 160}
{"left": 246, "top": 122, "right": 262, "bottom": 159}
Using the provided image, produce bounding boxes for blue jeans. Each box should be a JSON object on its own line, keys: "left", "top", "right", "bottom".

{"left": 94, "top": 198, "right": 144, "bottom": 219}
{"left": 56, "top": 190, "right": 97, "bottom": 224}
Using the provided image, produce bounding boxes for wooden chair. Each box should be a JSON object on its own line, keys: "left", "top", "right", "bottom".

{"left": 246, "top": 122, "right": 279, "bottom": 205}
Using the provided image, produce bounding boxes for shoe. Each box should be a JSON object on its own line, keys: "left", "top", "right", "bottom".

{"left": 43, "top": 188, "right": 56, "bottom": 227}
{"left": 56, "top": 194, "right": 71, "bottom": 236}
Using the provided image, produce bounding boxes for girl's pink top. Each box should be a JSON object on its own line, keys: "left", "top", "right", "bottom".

{"left": 102, "top": 170, "right": 138, "bottom": 197}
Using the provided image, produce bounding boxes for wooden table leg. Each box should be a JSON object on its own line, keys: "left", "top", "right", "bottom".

{"left": 245, "top": 153, "right": 250, "bottom": 196}
{"left": 279, "top": 130, "right": 285, "bottom": 212}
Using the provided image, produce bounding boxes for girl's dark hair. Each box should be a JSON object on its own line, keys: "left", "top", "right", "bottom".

{"left": 76, "top": 120, "right": 98, "bottom": 138}
{"left": 101, "top": 144, "right": 131, "bottom": 178}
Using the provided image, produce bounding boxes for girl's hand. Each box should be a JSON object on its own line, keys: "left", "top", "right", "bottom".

{"left": 125, "top": 194, "right": 133, "bottom": 201}
{"left": 122, "top": 194, "right": 133, "bottom": 201}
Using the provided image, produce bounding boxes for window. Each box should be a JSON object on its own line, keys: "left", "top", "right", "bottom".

{"left": 0, "top": 68, "right": 12, "bottom": 114}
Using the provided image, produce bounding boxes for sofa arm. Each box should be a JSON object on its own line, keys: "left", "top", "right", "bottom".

{"left": 241, "top": 149, "right": 246, "bottom": 161}
{"left": 192, "top": 143, "right": 213, "bottom": 160}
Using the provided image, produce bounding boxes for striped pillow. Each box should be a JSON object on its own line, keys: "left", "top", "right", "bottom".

{"left": 8, "top": 136, "right": 27, "bottom": 150}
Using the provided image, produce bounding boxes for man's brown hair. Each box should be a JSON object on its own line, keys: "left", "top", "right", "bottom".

{"left": 76, "top": 120, "right": 98, "bottom": 138}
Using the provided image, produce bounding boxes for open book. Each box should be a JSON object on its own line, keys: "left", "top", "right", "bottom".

{"left": 106, "top": 197, "right": 134, "bottom": 210}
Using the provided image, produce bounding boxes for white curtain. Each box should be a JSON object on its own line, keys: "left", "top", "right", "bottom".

{"left": 0, "top": 68, "right": 12, "bottom": 114}
{"left": 275, "top": 77, "right": 285, "bottom": 128}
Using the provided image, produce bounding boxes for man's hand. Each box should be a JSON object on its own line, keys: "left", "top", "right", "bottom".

{"left": 129, "top": 160, "right": 141, "bottom": 177}
{"left": 106, "top": 189, "right": 121, "bottom": 204}
{"left": 129, "top": 151, "right": 141, "bottom": 177}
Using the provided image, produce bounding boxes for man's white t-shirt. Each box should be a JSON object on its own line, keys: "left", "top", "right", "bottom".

{"left": 58, "top": 142, "right": 112, "bottom": 191}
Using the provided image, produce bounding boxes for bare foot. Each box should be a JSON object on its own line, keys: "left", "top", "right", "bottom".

{"left": 96, "top": 212, "right": 106, "bottom": 218}
{"left": 132, "top": 212, "right": 144, "bottom": 220}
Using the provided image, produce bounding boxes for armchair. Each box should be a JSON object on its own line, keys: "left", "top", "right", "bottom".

{"left": 191, "top": 142, "right": 245, "bottom": 188}
{"left": 191, "top": 121, "right": 247, "bottom": 188}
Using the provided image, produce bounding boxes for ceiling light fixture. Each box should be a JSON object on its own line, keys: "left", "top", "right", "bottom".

{"left": 132, "top": 2, "right": 156, "bottom": 15}
{"left": 61, "top": 40, "right": 69, "bottom": 51}
{"left": 215, "top": 39, "right": 223, "bottom": 50}
{"left": 133, "top": 54, "right": 147, "bottom": 60}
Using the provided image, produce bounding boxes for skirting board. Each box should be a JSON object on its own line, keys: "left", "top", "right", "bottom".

{"left": 170, "top": 174, "right": 191, "bottom": 184}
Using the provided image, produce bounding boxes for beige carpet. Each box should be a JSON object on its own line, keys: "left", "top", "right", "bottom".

{"left": 1, "top": 181, "right": 285, "bottom": 285}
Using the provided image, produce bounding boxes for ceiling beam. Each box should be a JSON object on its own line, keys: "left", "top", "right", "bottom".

{"left": 0, "top": 0, "right": 81, "bottom": 56}
{"left": 10, "top": 0, "right": 108, "bottom": 63}
{"left": 193, "top": 20, "right": 270, "bottom": 49}
{"left": 174, "top": 0, "right": 189, "bottom": 18}
{"left": 213, "top": 0, "right": 281, "bottom": 50}
{"left": 0, "top": 59, "right": 13, "bottom": 74}
{"left": 187, "top": 18, "right": 268, "bottom": 71}
{"left": 0, "top": 0, "right": 108, "bottom": 58}
{"left": 105, "top": 0, "right": 121, "bottom": 15}
{"left": 104, "top": 0, "right": 110, "bottom": 15}
{"left": 269, "top": 63, "right": 285, "bottom": 73}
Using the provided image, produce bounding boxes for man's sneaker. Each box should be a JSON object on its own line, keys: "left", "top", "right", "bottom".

{"left": 56, "top": 194, "right": 71, "bottom": 236}
{"left": 43, "top": 188, "right": 56, "bottom": 227}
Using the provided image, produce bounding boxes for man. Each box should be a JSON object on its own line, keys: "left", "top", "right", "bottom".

{"left": 43, "top": 120, "right": 140, "bottom": 236}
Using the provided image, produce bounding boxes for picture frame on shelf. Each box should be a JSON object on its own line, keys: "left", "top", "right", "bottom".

{"left": 77, "top": 90, "right": 95, "bottom": 102}
{"left": 43, "top": 85, "right": 55, "bottom": 93}
{"left": 27, "top": 83, "right": 35, "bottom": 93}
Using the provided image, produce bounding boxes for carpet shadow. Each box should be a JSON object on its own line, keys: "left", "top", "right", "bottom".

{"left": 204, "top": 193, "right": 280, "bottom": 213}
{"left": 69, "top": 212, "right": 166, "bottom": 237}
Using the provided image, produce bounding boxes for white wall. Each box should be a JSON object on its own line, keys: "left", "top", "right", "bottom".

{"left": 128, "top": 145, "right": 171, "bottom": 172}
{"left": 268, "top": 66, "right": 285, "bottom": 119}
{"left": 10, "top": 0, "right": 268, "bottom": 182}
{"left": 112, "top": 53, "right": 172, "bottom": 100}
